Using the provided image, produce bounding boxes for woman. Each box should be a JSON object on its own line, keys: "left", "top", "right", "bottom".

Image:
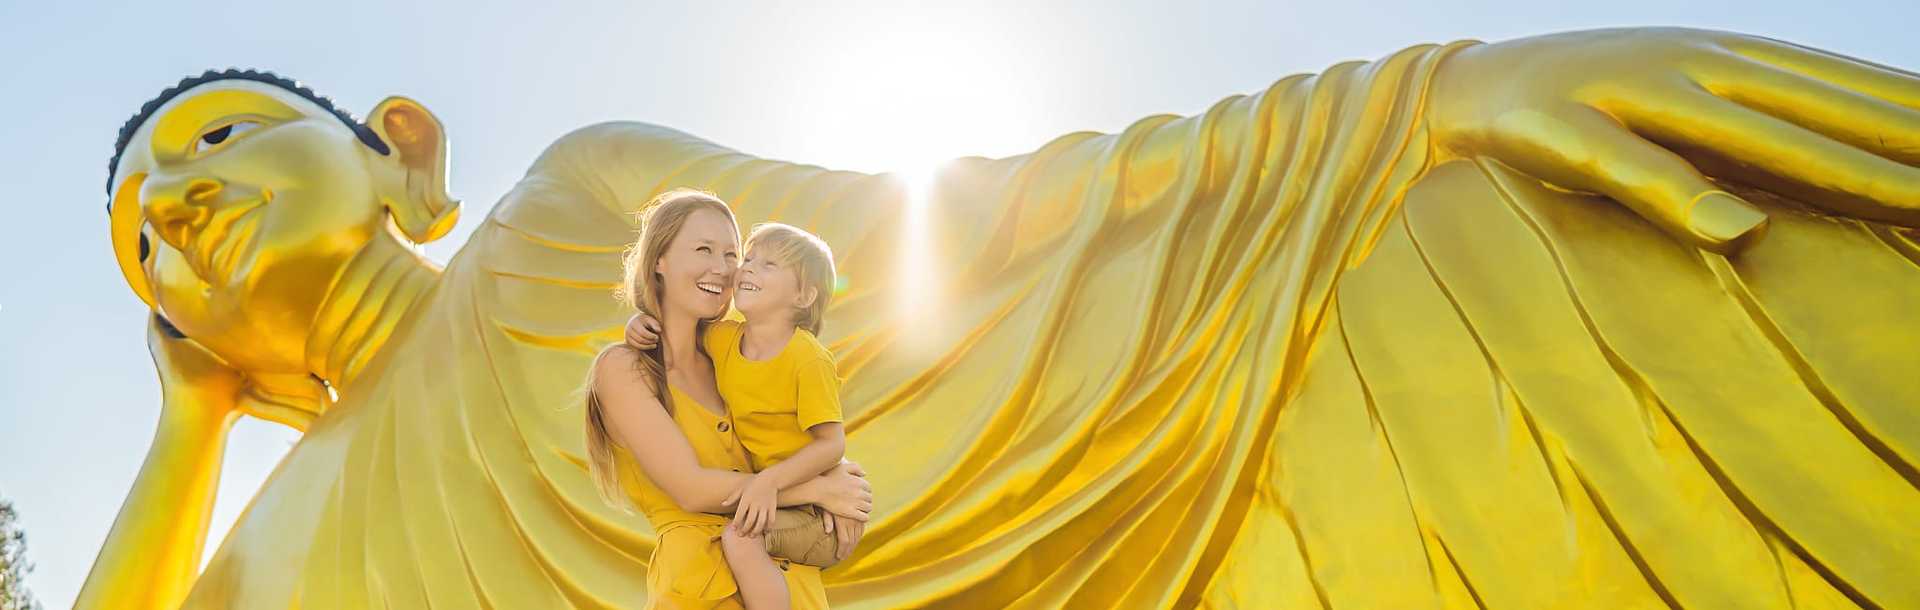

{"left": 584, "top": 189, "right": 872, "bottom": 609}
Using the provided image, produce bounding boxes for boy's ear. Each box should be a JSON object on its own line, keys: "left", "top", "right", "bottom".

{"left": 796, "top": 286, "right": 818, "bottom": 309}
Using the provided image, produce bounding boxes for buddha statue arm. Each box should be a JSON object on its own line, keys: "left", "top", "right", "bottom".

{"left": 489, "top": 29, "right": 1920, "bottom": 291}
{"left": 74, "top": 316, "right": 244, "bottom": 610}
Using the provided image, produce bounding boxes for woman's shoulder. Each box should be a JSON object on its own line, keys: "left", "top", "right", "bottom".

{"left": 594, "top": 342, "right": 642, "bottom": 369}
{"left": 592, "top": 345, "right": 661, "bottom": 396}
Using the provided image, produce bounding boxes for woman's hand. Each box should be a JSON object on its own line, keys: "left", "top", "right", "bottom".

{"left": 624, "top": 313, "right": 661, "bottom": 351}
{"left": 724, "top": 473, "right": 780, "bottom": 536}
{"left": 823, "top": 510, "right": 866, "bottom": 562}
{"left": 812, "top": 461, "right": 874, "bottom": 522}
{"left": 1428, "top": 28, "right": 1920, "bottom": 254}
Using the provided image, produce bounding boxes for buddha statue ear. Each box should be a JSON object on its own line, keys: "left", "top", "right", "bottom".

{"left": 367, "top": 96, "right": 460, "bottom": 244}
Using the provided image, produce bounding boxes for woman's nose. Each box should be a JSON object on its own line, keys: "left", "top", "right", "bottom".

{"left": 142, "top": 176, "right": 223, "bottom": 250}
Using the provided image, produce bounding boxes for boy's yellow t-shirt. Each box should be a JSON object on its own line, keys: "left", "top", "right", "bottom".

{"left": 705, "top": 319, "right": 844, "bottom": 471}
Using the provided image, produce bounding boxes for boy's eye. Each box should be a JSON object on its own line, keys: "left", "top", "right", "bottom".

{"left": 696, "top": 246, "right": 711, "bottom": 253}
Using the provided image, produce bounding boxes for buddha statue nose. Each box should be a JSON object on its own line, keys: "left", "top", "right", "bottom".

{"left": 143, "top": 176, "right": 223, "bottom": 250}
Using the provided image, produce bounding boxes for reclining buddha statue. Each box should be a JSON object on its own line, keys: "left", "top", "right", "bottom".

{"left": 84, "top": 27, "right": 1920, "bottom": 608}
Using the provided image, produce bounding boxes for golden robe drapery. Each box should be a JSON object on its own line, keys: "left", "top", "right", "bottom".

{"left": 183, "top": 40, "right": 1920, "bottom": 609}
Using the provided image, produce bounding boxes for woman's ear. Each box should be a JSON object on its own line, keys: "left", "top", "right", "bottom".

{"left": 367, "top": 96, "right": 460, "bottom": 244}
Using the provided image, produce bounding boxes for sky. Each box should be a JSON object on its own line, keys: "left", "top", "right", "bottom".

{"left": 1, "top": 0, "right": 1916, "bottom": 607}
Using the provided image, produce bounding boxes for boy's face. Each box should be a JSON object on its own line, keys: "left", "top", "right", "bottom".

{"left": 733, "top": 244, "right": 806, "bottom": 321}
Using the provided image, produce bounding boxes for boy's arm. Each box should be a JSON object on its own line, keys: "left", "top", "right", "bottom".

{"left": 755, "top": 423, "right": 847, "bottom": 490}
{"left": 761, "top": 355, "right": 848, "bottom": 489}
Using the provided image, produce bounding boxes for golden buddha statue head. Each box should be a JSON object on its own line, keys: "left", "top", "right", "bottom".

{"left": 106, "top": 70, "right": 459, "bottom": 375}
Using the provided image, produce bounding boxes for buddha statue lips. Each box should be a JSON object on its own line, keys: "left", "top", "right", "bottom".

{"left": 84, "top": 28, "right": 1920, "bottom": 610}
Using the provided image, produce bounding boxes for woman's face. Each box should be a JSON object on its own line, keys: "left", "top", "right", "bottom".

{"left": 655, "top": 207, "right": 739, "bottom": 321}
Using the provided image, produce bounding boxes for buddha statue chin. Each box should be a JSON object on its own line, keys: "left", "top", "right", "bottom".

{"left": 86, "top": 28, "right": 1920, "bottom": 609}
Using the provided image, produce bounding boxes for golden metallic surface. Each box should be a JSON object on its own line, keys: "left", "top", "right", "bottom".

{"left": 83, "top": 28, "right": 1920, "bottom": 608}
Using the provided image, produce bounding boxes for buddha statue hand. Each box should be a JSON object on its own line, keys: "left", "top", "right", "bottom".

{"left": 147, "top": 313, "right": 246, "bottom": 424}
{"left": 147, "top": 313, "right": 330, "bottom": 431}
{"left": 1428, "top": 27, "right": 1920, "bottom": 254}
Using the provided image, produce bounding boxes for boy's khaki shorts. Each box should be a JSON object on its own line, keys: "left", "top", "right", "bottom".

{"left": 764, "top": 506, "right": 840, "bottom": 568}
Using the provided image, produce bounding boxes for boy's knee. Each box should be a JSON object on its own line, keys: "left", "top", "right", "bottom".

{"left": 719, "top": 528, "right": 757, "bottom": 552}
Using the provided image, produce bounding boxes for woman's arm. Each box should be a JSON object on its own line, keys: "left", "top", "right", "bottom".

{"left": 786, "top": 461, "right": 874, "bottom": 522}
{"left": 593, "top": 352, "right": 868, "bottom": 514}
{"left": 593, "top": 352, "right": 753, "bottom": 513}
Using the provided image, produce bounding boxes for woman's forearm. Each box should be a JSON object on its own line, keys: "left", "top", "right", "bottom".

{"left": 680, "top": 468, "right": 828, "bottom": 513}
{"left": 780, "top": 475, "right": 826, "bottom": 508}
{"left": 672, "top": 466, "right": 753, "bottom": 513}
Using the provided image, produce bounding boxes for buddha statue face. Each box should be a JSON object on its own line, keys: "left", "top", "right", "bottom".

{"left": 108, "top": 73, "right": 458, "bottom": 375}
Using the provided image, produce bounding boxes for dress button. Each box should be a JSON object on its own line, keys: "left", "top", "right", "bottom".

{"left": 718, "top": 421, "right": 731, "bottom": 432}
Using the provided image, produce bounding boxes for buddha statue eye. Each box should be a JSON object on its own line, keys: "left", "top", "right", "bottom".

{"left": 194, "top": 120, "right": 262, "bottom": 154}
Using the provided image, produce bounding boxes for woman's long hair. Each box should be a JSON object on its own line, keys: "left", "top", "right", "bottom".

{"left": 585, "top": 188, "right": 737, "bottom": 510}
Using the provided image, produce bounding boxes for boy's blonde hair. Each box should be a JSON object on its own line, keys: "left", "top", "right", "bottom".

{"left": 747, "top": 223, "right": 836, "bottom": 336}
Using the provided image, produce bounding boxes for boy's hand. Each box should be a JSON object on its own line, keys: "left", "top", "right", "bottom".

{"left": 723, "top": 473, "right": 779, "bottom": 536}
{"left": 623, "top": 313, "right": 661, "bottom": 350}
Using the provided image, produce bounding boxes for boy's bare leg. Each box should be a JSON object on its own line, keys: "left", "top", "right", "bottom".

{"left": 721, "top": 527, "right": 791, "bottom": 610}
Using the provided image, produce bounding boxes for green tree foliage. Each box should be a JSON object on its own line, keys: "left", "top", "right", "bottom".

{"left": 0, "top": 498, "right": 39, "bottom": 610}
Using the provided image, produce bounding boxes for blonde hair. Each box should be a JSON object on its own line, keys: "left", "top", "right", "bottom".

{"left": 746, "top": 223, "right": 836, "bottom": 335}
{"left": 585, "top": 188, "right": 738, "bottom": 510}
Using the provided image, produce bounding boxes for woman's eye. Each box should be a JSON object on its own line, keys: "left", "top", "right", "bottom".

{"left": 194, "top": 121, "right": 262, "bottom": 154}
{"left": 697, "top": 246, "right": 711, "bottom": 253}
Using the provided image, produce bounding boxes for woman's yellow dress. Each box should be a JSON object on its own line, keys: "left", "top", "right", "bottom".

{"left": 618, "top": 385, "right": 830, "bottom": 609}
